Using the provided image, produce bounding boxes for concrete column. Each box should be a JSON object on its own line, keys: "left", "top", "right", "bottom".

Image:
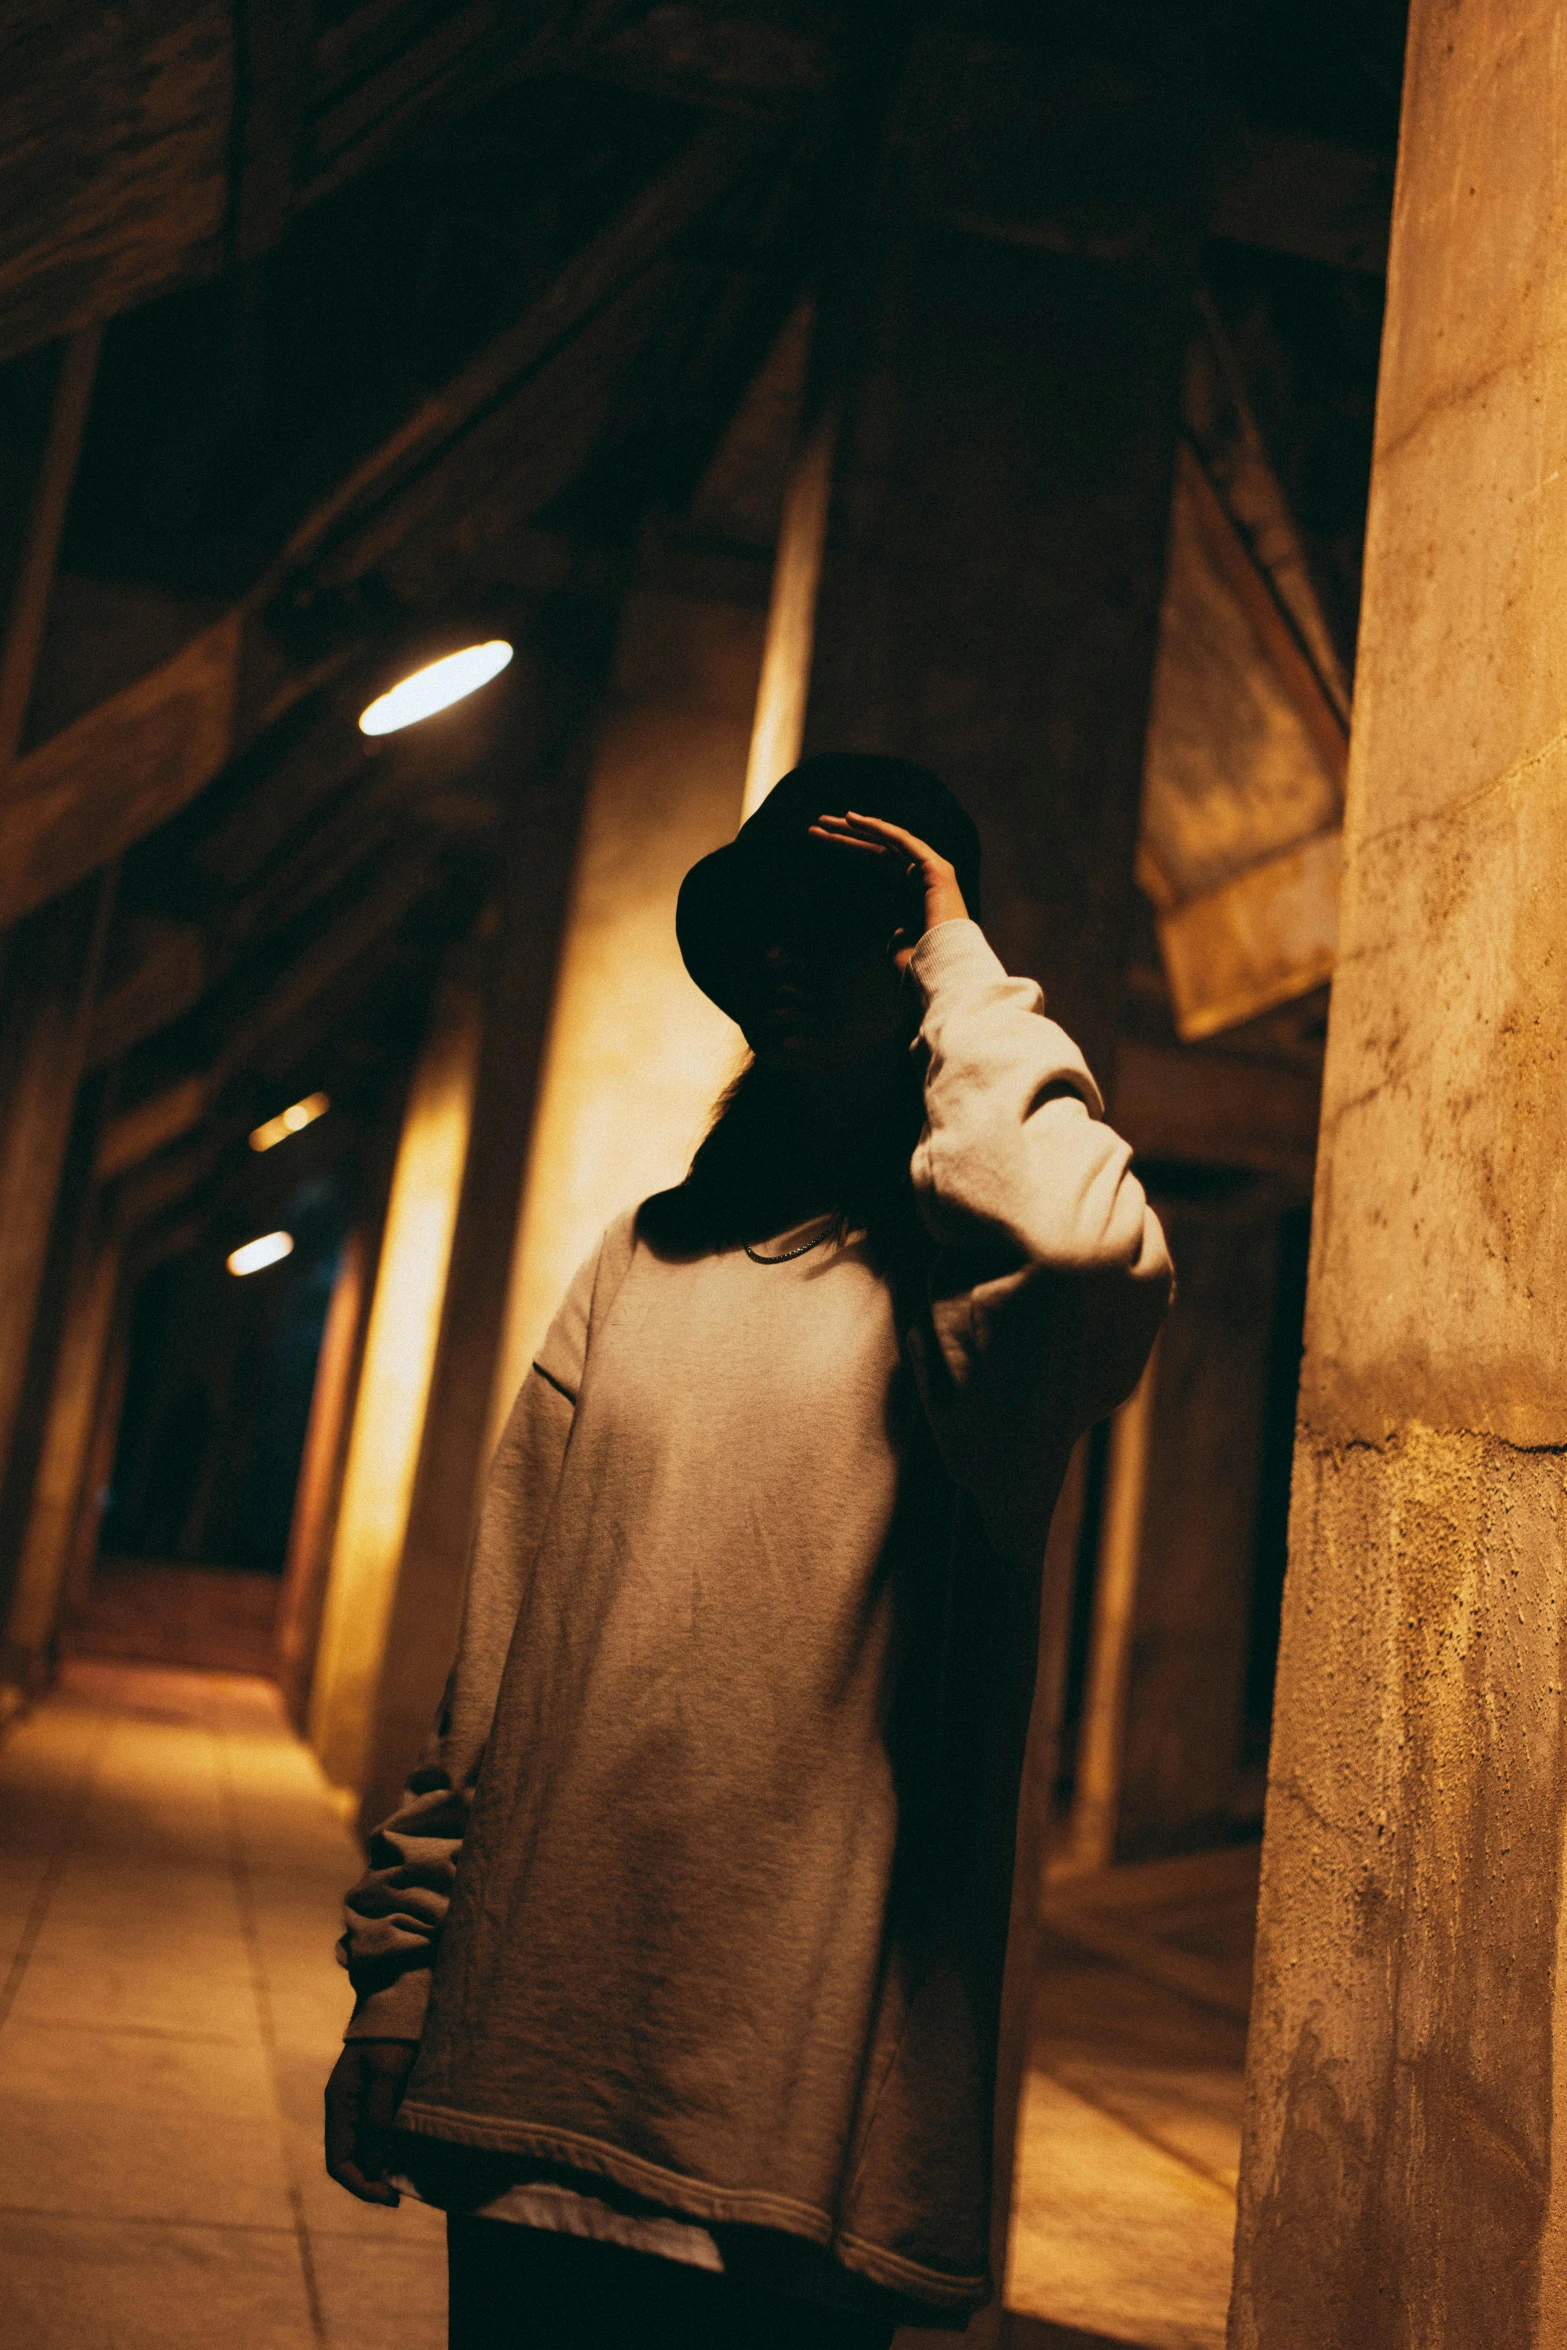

{"left": 2, "top": 1216, "right": 120, "bottom": 1693}
{"left": 59, "top": 1286, "right": 131, "bottom": 1631}
{"left": 1231, "top": 7, "right": 1567, "bottom": 2344}
{"left": 1057, "top": 1347, "right": 1161, "bottom": 1878}
{"left": 0, "top": 872, "right": 114, "bottom": 1500}
{"left": 308, "top": 964, "right": 482, "bottom": 1802}
{"left": 274, "top": 1226, "right": 371, "bottom": 1728}
{"left": 485, "top": 589, "right": 762, "bottom": 1445}
{"left": 1117, "top": 1195, "right": 1279, "bottom": 1857}
{"left": 801, "top": 229, "right": 1190, "bottom": 1084}
{"left": 796, "top": 229, "right": 1191, "bottom": 2330}
{"left": 358, "top": 704, "right": 606, "bottom": 1832}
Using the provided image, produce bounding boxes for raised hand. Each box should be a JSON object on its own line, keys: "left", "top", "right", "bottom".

{"left": 808, "top": 809, "right": 970, "bottom": 967}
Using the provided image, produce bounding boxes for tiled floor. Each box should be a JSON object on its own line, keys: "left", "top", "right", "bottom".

{"left": 0, "top": 1661, "right": 1247, "bottom": 2350}
{"left": 1005, "top": 1855, "right": 1255, "bottom": 2350}
{"left": 0, "top": 1660, "right": 446, "bottom": 2350}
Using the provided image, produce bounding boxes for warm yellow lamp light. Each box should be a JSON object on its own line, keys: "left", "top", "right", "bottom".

{"left": 249, "top": 1090, "right": 330, "bottom": 1153}
{"left": 358, "top": 640, "right": 513, "bottom": 736}
{"left": 228, "top": 1230, "right": 295, "bottom": 1277}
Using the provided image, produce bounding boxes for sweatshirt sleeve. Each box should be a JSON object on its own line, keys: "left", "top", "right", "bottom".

{"left": 903, "top": 919, "right": 1172, "bottom": 1559}
{"left": 338, "top": 1230, "right": 605, "bottom": 2040}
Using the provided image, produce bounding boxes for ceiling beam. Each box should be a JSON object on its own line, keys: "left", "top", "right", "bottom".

{"left": 104, "top": 848, "right": 445, "bottom": 1205}
{"left": 86, "top": 918, "right": 207, "bottom": 1072}
{"left": 0, "top": 1, "right": 713, "bottom": 362}
{"left": 0, "top": 3, "right": 232, "bottom": 364}
{"left": 0, "top": 118, "right": 767, "bottom": 936}
{"left": 1209, "top": 128, "right": 1392, "bottom": 278}
{"left": 0, "top": 324, "right": 102, "bottom": 775}
{"left": 96, "top": 1074, "right": 209, "bottom": 1180}
{"left": 1116, "top": 1038, "right": 1322, "bottom": 1193}
{"left": 0, "top": 611, "right": 244, "bottom": 933}
{"left": 1181, "top": 439, "right": 1349, "bottom": 793}
{"left": 230, "top": 0, "right": 313, "bottom": 261}
{"left": 206, "top": 848, "right": 444, "bottom": 1089}
{"left": 272, "top": 116, "right": 762, "bottom": 585}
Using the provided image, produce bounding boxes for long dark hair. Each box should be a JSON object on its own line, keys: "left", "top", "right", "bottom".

{"left": 641, "top": 1046, "right": 930, "bottom": 1268}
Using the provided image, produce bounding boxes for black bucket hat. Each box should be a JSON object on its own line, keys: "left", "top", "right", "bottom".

{"left": 676, "top": 752, "right": 982, "bottom": 1021}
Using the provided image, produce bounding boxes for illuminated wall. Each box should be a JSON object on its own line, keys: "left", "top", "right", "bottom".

{"left": 485, "top": 593, "right": 762, "bottom": 1453}
{"left": 309, "top": 971, "right": 481, "bottom": 1799}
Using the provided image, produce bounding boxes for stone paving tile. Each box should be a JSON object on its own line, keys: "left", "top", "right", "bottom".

{"left": 0, "top": 1852, "right": 53, "bottom": 1969}
{"left": 0, "top": 1658, "right": 1250, "bottom": 2350}
{"left": 1029, "top": 1936, "right": 1247, "bottom": 2194}
{"left": 1006, "top": 2071, "right": 1235, "bottom": 2350}
{"left": 310, "top": 2221, "right": 450, "bottom": 2350}
{"left": 0, "top": 2211, "right": 317, "bottom": 2350}
{"left": 0, "top": 2017, "right": 296, "bottom": 2228}
{"left": 11, "top": 1857, "right": 259, "bottom": 2040}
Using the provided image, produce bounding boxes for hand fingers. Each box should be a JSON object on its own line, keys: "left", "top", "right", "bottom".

{"left": 817, "top": 811, "right": 955, "bottom": 879}
{"left": 805, "top": 821, "right": 885, "bottom": 855}
{"left": 329, "top": 2156, "right": 401, "bottom": 2207}
{"left": 325, "top": 2085, "right": 399, "bottom": 2204}
{"left": 325, "top": 2052, "right": 404, "bottom": 2206}
{"left": 840, "top": 810, "right": 932, "bottom": 861}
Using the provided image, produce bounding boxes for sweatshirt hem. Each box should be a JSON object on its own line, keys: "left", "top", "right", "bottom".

{"left": 398, "top": 2100, "right": 831, "bottom": 2239}
{"left": 395, "top": 2099, "right": 988, "bottom": 2312}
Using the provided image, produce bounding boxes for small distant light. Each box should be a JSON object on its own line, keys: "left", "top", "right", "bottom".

{"left": 228, "top": 1231, "right": 294, "bottom": 1278}
{"left": 249, "top": 1091, "right": 330, "bottom": 1153}
{"left": 358, "top": 640, "right": 513, "bottom": 736}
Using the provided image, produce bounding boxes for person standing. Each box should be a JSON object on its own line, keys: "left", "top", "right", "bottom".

{"left": 326, "top": 753, "right": 1171, "bottom": 2347}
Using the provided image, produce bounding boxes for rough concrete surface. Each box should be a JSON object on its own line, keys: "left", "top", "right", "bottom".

{"left": 1230, "top": 4, "right": 1567, "bottom": 2344}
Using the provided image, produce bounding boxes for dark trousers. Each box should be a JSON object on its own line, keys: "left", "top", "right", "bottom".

{"left": 447, "top": 2216, "right": 902, "bottom": 2350}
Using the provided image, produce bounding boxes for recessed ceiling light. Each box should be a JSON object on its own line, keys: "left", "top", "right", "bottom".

{"left": 249, "top": 1091, "right": 329, "bottom": 1153}
{"left": 358, "top": 640, "right": 513, "bottom": 736}
{"left": 227, "top": 1230, "right": 295, "bottom": 1277}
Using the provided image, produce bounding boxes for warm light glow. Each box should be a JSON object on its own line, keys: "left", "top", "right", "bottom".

{"left": 227, "top": 1230, "right": 295, "bottom": 1277}
{"left": 249, "top": 1090, "right": 330, "bottom": 1153}
{"left": 358, "top": 640, "right": 513, "bottom": 736}
{"left": 308, "top": 978, "right": 482, "bottom": 1798}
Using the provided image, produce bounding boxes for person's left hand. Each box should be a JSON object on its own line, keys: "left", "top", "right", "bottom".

{"left": 808, "top": 809, "right": 969, "bottom": 969}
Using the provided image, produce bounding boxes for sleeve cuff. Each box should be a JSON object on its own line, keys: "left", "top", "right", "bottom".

{"left": 907, "top": 918, "right": 1011, "bottom": 1006}
{"left": 344, "top": 1968, "right": 432, "bottom": 2043}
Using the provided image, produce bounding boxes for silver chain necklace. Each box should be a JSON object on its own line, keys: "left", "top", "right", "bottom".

{"left": 744, "top": 1220, "right": 835, "bottom": 1266}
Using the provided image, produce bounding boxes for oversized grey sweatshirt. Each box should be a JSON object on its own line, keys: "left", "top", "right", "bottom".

{"left": 341, "top": 919, "right": 1171, "bottom": 2317}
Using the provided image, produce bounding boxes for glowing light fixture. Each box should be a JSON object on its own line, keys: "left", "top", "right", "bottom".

{"left": 358, "top": 640, "right": 513, "bottom": 736}
{"left": 249, "top": 1090, "right": 330, "bottom": 1153}
{"left": 250, "top": 1085, "right": 328, "bottom": 1151}
{"left": 228, "top": 1230, "right": 295, "bottom": 1278}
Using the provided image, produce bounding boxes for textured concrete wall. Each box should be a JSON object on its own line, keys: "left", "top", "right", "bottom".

{"left": 1230, "top": 6, "right": 1567, "bottom": 2344}
{"left": 802, "top": 227, "right": 1189, "bottom": 1087}
{"left": 486, "top": 593, "right": 760, "bottom": 1439}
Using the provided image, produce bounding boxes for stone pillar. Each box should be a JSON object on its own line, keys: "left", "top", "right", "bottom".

{"left": 59, "top": 1285, "right": 131, "bottom": 1631}
{"left": 274, "top": 1226, "right": 371, "bottom": 1729}
{"left": 1, "top": 1215, "right": 120, "bottom": 1693}
{"left": 797, "top": 224, "right": 1191, "bottom": 2325}
{"left": 1057, "top": 1345, "right": 1161, "bottom": 1878}
{"left": 485, "top": 589, "right": 763, "bottom": 1447}
{"left": 308, "top": 963, "right": 482, "bottom": 1802}
{"left": 1116, "top": 1193, "right": 1279, "bottom": 1856}
{"left": 801, "top": 228, "right": 1189, "bottom": 1084}
{"left": 0, "top": 872, "right": 114, "bottom": 1501}
{"left": 1230, "top": 7, "right": 1567, "bottom": 2344}
{"left": 357, "top": 696, "right": 609, "bottom": 1832}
